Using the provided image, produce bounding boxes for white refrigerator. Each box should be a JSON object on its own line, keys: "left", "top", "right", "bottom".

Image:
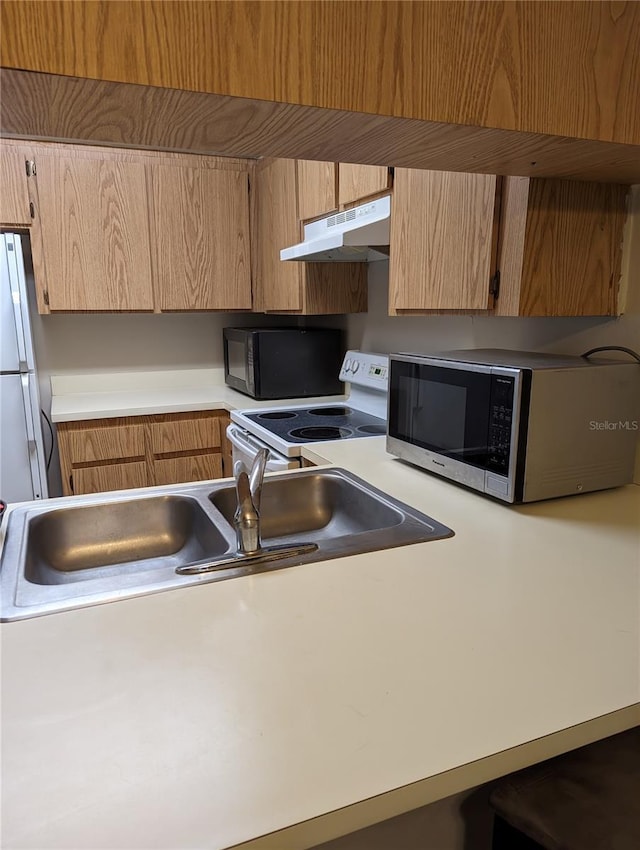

{"left": 0, "top": 233, "right": 48, "bottom": 503}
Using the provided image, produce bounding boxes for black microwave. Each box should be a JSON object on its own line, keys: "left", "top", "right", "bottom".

{"left": 223, "top": 327, "right": 344, "bottom": 400}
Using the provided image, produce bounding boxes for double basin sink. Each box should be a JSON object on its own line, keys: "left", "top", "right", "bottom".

{"left": 0, "top": 468, "right": 454, "bottom": 621}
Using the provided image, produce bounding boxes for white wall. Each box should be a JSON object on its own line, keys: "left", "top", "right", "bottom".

{"left": 350, "top": 260, "right": 640, "bottom": 358}
{"left": 37, "top": 311, "right": 345, "bottom": 375}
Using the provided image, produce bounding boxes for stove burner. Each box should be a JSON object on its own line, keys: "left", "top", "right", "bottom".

{"left": 357, "top": 423, "right": 387, "bottom": 435}
{"left": 257, "top": 411, "right": 297, "bottom": 420}
{"left": 308, "top": 406, "right": 353, "bottom": 417}
{"left": 289, "top": 426, "right": 353, "bottom": 441}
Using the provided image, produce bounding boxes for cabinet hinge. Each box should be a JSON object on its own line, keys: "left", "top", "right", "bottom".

{"left": 489, "top": 270, "right": 501, "bottom": 299}
{"left": 43, "top": 289, "right": 50, "bottom": 306}
{"left": 25, "top": 159, "right": 36, "bottom": 177}
{"left": 29, "top": 201, "right": 35, "bottom": 219}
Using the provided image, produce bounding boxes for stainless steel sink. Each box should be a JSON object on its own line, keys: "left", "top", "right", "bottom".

{"left": 0, "top": 469, "right": 453, "bottom": 621}
{"left": 210, "top": 471, "right": 404, "bottom": 543}
{"left": 24, "top": 495, "right": 229, "bottom": 585}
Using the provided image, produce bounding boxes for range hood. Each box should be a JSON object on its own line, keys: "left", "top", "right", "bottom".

{"left": 280, "top": 195, "right": 391, "bottom": 262}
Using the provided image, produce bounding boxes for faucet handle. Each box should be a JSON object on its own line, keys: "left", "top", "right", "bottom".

{"left": 234, "top": 467, "right": 254, "bottom": 517}
{"left": 249, "top": 448, "right": 269, "bottom": 513}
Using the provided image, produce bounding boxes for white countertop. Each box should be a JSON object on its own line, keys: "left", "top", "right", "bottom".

{"left": 49, "top": 368, "right": 348, "bottom": 422}
{"left": 4, "top": 374, "right": 640, "bottom": 849}
{"left": 1, "top": 432, "right": 639, "bottom": 850}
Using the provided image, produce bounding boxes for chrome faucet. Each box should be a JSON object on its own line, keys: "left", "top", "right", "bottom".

{"left": 177, "top": 447, "right": 318, "bottom": 576}
{"left": 233, "top": 449, "right": 268, "bottom": 554}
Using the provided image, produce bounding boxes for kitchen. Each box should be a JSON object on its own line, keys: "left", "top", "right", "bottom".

{"left": 1, "top": 3, "right": 640, "bottom": 849}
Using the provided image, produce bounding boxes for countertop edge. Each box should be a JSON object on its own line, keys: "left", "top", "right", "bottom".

{"left": 232, "top": 704, "right": 640, "bottom": 850}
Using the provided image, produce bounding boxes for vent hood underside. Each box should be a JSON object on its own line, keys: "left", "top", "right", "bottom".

{"left": 280, "top": 195, "right": 391, "bottom": 263}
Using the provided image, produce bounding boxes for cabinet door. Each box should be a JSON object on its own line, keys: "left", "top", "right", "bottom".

{"left": 297, "top": 160, "right": 336, "bottom": 221}
{"left": 73, "top": 462, "right": 148, "bottom": 495}
{"left": 338, "top": 164, "right": 390, "bottom": 207}
{"left": 254, "top": 158, "right": 303, "bottom": 312}
{"left": 149, "top": 164, "right": 251, "bottom": 310}
{"left": 34, "top": 152, "right": 154, "bottom": 311}
{"left": 0, "top": 145, "right": 32, "bottom": 227}
{"left": 389, "top": 169, "right": 498, "bottom": 313}
{"left": 497, "top": 178, "right": 629, "bottom": 317}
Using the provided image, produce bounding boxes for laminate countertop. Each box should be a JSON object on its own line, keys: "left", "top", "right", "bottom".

{"left": 2, "top": 401, "right": 639, "bottom": 849}
{"left": 49, "top": 368, "right": 347, "bottom": 422}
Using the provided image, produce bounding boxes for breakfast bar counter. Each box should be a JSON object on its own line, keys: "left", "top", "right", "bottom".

{"left": 1, "top": 437, "right": 639, "bottom": 849}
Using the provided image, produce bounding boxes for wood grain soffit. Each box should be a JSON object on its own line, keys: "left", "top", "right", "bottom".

{"left": 1, "top": 70, "right": 639, "bottom": 184}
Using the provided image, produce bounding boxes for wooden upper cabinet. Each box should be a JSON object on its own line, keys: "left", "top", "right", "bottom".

{"left": 389, "top": 169, "right": 628, "bottom": 317}
{"left": 297, "top": 160, "right": 337, "bottom": 221}
{"left": 33, "top": 149, "right": 154, "bottom": 311}
{"left": 254, "top": 157, "right": 303, "bottom": 312}
{"left": 389, "top": 169, "right": 499, "bottom": 313}
{"left": 254, "top": 158, "right": 367, "bottom": 315}
{"left": 496, "top": 177, "right": 628, "bottom": 317}
{"left": 338, "top": 164, "right": 390, "bottom": 207}
{"left": 0, "top": 144, "right": 32, "bottom": 227}
{"left": 148, "top": 162, "right": 251, "bottom": 311}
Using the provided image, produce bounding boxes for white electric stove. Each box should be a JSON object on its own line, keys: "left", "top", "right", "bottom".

{"left": 228, "top": 351, "right": 389, "bottom": 470}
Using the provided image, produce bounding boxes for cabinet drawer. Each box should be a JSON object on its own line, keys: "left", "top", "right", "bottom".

{"left": 153, "top": 453, "right": 223, "bottom": 486}
{"left": 62, "top": 421, "right": 145, "bottom": 463}
{"left": 149, "top": 415, "right": 221, "bottom": 455}
{"left": 73, "top": 462, "right": 148, "bottom": 495}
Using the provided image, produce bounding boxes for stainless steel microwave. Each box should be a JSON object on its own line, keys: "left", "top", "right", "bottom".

{"left": 223, "top": 327, "right": 344, "bottom": 400}
{"left": 387, "top": 349, "right": 640, "bottom": 503}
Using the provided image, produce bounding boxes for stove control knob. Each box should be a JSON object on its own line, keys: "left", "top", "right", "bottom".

{"left": 351, "top": 360, "right": 360, "bottom": 373}
{"left": 344, "top": 358, "right": 352, "bottom": 372}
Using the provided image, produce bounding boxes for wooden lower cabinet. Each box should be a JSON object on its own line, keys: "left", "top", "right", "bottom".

{"left": 153, "top": 454, "right": 223, "bottom": 487}
{"left": 57, "top": 411, "right": 232, "bottom": 496}
{"left": 73, "top": 462, "right": 148, "bottom": 495}
{"left": 218, "top": 413, "right": 233, "bottom": 478}
{"left": 147, "top": 411, "right": 225, "bottom": 488}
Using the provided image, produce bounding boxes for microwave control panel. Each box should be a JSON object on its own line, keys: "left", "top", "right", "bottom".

{"left": 487, "top": 375, "right": 515, "bottom": 473}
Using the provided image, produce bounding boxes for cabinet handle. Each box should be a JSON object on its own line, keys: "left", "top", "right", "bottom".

{"left": 69, "top": 474, "right": 74, "bottom": 494}
{"left": 489, "top": 270, "right": 501, "bottom": 300}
